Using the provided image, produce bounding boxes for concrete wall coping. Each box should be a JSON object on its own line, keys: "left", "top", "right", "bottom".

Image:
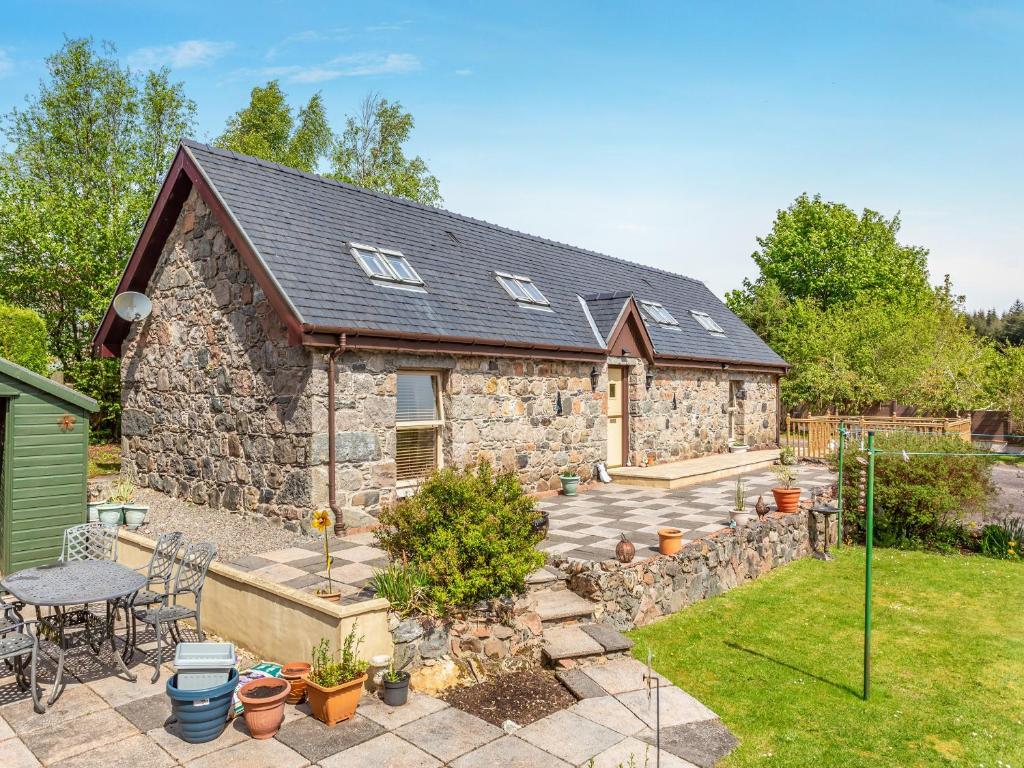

{"left": 118, "top": 528, "right": 391, "bottom": 620}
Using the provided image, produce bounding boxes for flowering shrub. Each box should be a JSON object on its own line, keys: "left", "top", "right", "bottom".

{"left": 375, "top": 461, "right": 546, "bottom": 612}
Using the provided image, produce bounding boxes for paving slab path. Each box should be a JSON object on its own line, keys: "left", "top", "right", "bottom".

{"left": 1, "top": 649, "right": 736, "bottom": 767}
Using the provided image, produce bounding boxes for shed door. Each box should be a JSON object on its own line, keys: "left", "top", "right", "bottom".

{"left": 0, "top": 398, "right": 7, "bottom": 571}
{"left": 607, "top": 368, "right": 624, "bottom": 467}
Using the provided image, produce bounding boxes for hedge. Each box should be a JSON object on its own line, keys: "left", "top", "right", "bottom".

{"left": 0, "top": 302, "right": 49, "bottom": 375}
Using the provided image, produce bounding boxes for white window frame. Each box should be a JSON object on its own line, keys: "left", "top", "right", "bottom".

{"left": 350, "top": 242, "right": 424, "bottom": 286}
{"left": 690, "top": 310, "right": 726, "bottom": 335}
{"left": 495, "top": 271, "right": 550, "bottom": 306}
{"left": 639, "top": 300, "right": 679, "bottom": 326}
{"left": 395, "top": 370, "right": 444, "bottom": 487}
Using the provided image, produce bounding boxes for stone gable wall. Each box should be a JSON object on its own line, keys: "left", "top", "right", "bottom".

{"left": 120, "top": 188, "right": 317, "bottom": 525}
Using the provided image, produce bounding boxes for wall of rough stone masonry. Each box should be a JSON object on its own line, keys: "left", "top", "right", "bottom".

{"left": 120, "top": 189, "right": 318, "bottom": 525}
{"left": 625, "top": 362, "right": 777, "bottom": 467}
{"left": 553, "top": 511, "right": 828, "bottom": 630}
{"left": 387, "top": 600, "right": 547, "bottom": 692}
{"left": 446, "top": 358, "right": 607, "bottom": 492}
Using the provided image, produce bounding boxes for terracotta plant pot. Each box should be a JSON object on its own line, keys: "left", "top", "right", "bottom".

{"left": 305, "top": 673, "right": 367, "bottom": 726}
{"left": 615, "top": 535, "right": 636, "bottom": 563}
{"left": 316, "top": 590, "right": 342, "bottom": 603}
{"left": 657, "top": 527, "right": 684, "bottom": 556}
{"left": 238, "top": 677, "right": 289, "bottom": 739}
{"left": 772, "top": 487, "right": 802, "bottom": 513}
{"left": 281, "top": 662, "right": 311, "bottom": 705}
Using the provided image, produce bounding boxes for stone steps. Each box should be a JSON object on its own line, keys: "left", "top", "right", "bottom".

{"left": 531, "top": 589, "right": 595, "bottom": 625}
{"left": 542, "top": 621, "right": 634, "bottom": 666}
{"left": 525, "top": 566, "right": 568, "bottom": 593}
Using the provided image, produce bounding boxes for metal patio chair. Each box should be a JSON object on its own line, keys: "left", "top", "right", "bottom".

{"left": 0, "top": 592, "right": 44, "bottom": 713}
{"left": 60, "top": 522, "right": 119, "bottom": 563}
{"left": 121, "top": 531, "right": 184, "bottom": 662}
{"left": 133, "top": 541, "right": 217, "bottom": 683}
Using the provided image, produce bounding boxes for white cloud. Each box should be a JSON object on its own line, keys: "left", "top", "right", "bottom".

{"left": 128, "top": 40, "right": 234, "bottom": 70}
{"left": 454, "top": 68, "right": 473, "bottom": 76}
{"left": 265, "top": 29, "right": 349, "bottom": 61}
{"left": 266, "top": 52, "right": 421, "bottom": 83}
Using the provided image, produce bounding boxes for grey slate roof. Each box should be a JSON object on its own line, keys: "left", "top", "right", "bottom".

{"left": 581, "top": 293, "right": 631, "bottom": 344}
{"left": 183, "top": 141, "right": 786, "bottom": 368}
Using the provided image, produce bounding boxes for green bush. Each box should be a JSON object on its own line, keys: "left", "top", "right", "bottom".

{"left": 65, "top": 357, "right": 121, "bottom": 442}
{"left": 980, "top": 519, "right": 1024, "bottom": 560}
{"left": 375, "top": 461, "right": 546, "bottom": 612}
{"left": 833, "top": 432, "right": 994, "bottom": 550}
{"left": 0, "top": 302, "right": 49, "bottom": 374}
{"left": 368, "top": 562, "right": 428, "bottom": 616}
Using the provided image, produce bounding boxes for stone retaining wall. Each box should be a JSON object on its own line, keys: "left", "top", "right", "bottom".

{"left": 554, "top": 512, "right": 828, "bottom": 630}
{"left": 387, "top": 599, "right": 546, "bottom": 694}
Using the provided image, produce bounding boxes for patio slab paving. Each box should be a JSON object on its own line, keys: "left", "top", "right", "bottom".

{"left": 538, "top": 464, "right": 835, "bottom": 562}
{"left": 0, "top": 649, "right": 734, "bottom": 767}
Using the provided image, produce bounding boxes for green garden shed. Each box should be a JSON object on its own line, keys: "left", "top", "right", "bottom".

{"left": 0, "top": 356, "right": 98, "bottom": 574}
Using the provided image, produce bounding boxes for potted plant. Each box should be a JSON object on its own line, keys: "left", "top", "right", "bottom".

{"left": 114, "top": 480, "right": 149, "bottom": 530}
{"left": 304, "top": 626, "right": 369, "bottom": 726}
{"left": 311, "top": 509, "right": 340, "bottom": 601}
{"left": 730, "top": 476, "right": 752, "bottom": 526}
{"left": 381, "top": 658, "right": 410, "bottom": 707}
{"left": 280, "top": 661, "right": 311, "bottom": 704}
{"left": 771, "top": 464, "right": 801, "bottom": 513}
{"left": 238, "top": 676, "right": 290, "bottom": 739}
{"left": 98, "top": 479, "right": 135, "bottom": 526}
{"left": 657, "top": 527, "right": 683, "bottom": 556}
{"left": 728, "top": 440, "right": 749, "bottom": 453}
{"left": 559, "top": 471, "right": 580, "bottom": 496}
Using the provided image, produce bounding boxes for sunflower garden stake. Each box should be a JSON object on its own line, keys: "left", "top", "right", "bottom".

{"left": 312, "top": 509, "right": 340, "bottom": 602}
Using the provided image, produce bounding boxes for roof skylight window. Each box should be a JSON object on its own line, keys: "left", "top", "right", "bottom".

{"left": 350, "top": 243, "right": 423, "bottom": 286}
{"left": 496, "top": 272, "right": 549, "bottom": 306}
{"left": 639, "top": 300, "right": 678, "bottom": 326}
{"left": 691, "top": 310, "right": 725, "bottom": 335}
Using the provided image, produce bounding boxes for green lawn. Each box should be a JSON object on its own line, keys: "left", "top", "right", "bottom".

{"left": 629, "top": 548, "right": 1024, "bottom": 768}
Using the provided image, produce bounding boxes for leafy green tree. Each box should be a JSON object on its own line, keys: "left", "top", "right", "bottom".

{"left": 729, "top": 194, "right": 995, "bottom": 415}
{"left": 215, "top": 81, "right": 332, "bottom": 174}
{"left": 0, "top": 302, "right": 50, "bottom": 374}
{"left": 0, "top": 38, "right": 195, "bottom": 437}
{"left": 985, "top": 345, "right": 1024, "bottom": 424}
{"left": 331, "top": 93, "right": 441, "bottom": 206}
{"left": 728, "top": 193, "right": 930, "bottom": 317}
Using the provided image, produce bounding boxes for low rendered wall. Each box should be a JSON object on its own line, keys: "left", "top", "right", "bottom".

{"left": 118, "top": 530, "right": 393, "bottom": 664}
{"left": 553, "top": 511, "right": 827, "bottom": 630}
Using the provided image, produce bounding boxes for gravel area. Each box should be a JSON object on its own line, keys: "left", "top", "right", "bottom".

{"left": 129, "top": 487, "right": 323, "bottom": 564}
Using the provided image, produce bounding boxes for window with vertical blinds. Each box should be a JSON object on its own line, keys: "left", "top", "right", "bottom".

{"left": 396, "top": 372, "right": 442, "bottom": 481}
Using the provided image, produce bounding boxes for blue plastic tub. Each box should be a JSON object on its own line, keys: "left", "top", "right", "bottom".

{"left": 166, "top": 668, "right": 238, "bottom": 744}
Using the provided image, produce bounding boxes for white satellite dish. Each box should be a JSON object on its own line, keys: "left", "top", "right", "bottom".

{"left": 112, "top": 291, "right": 153, "bottom": 322}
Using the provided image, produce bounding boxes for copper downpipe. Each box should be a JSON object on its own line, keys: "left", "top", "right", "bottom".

{"left": 328, "top": 335, "right": 347, "bottom": 535}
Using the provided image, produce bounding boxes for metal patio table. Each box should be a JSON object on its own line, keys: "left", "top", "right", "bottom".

{"left": 1, "top": 560, "right": 147, "bottom": 705}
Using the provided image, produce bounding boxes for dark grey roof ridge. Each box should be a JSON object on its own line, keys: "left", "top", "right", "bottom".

{"left": 179, "top": 139, "right": 707, "bottom": 288}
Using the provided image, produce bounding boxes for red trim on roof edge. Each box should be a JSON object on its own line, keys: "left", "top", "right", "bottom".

{"left": 92, "top": 145, "right": 306, "bottom": 357}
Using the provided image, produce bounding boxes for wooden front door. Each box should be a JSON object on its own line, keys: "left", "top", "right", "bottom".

{"left": 607, "top": 367, "right": 625, "bottom": 467}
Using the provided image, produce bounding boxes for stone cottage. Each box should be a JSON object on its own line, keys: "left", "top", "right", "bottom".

{"left": 94, "top": 141, "right": 787, "bottom": 528}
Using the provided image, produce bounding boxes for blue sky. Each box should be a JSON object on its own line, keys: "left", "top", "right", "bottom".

{"left": 3, "top": 1, "right": 1021, "bottom": 309}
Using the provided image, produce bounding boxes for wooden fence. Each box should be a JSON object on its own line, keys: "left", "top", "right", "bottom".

{"left": 783, "top": 415, "right": 972, "bottom": 460}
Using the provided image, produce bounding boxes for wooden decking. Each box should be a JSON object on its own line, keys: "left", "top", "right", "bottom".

{"left": 608, "top": 448, "right": 781, "bottom": 490}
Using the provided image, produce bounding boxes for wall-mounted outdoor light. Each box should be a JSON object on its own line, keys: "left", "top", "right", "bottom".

{"left": 555, "top": 391, "right": 563, "bottom": 415}
{"left": 672, "top": 393, "right": 678, "bottom": 410}
{"left": 590, "top": 366, "right": 599, "bottom": 392}
{"left": 645, "top": 370, "right": 655, "bottom": 389}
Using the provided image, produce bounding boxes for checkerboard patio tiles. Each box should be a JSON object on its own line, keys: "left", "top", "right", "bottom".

{"left": 538, "top": 465, "right": 836, "bottom": 562}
